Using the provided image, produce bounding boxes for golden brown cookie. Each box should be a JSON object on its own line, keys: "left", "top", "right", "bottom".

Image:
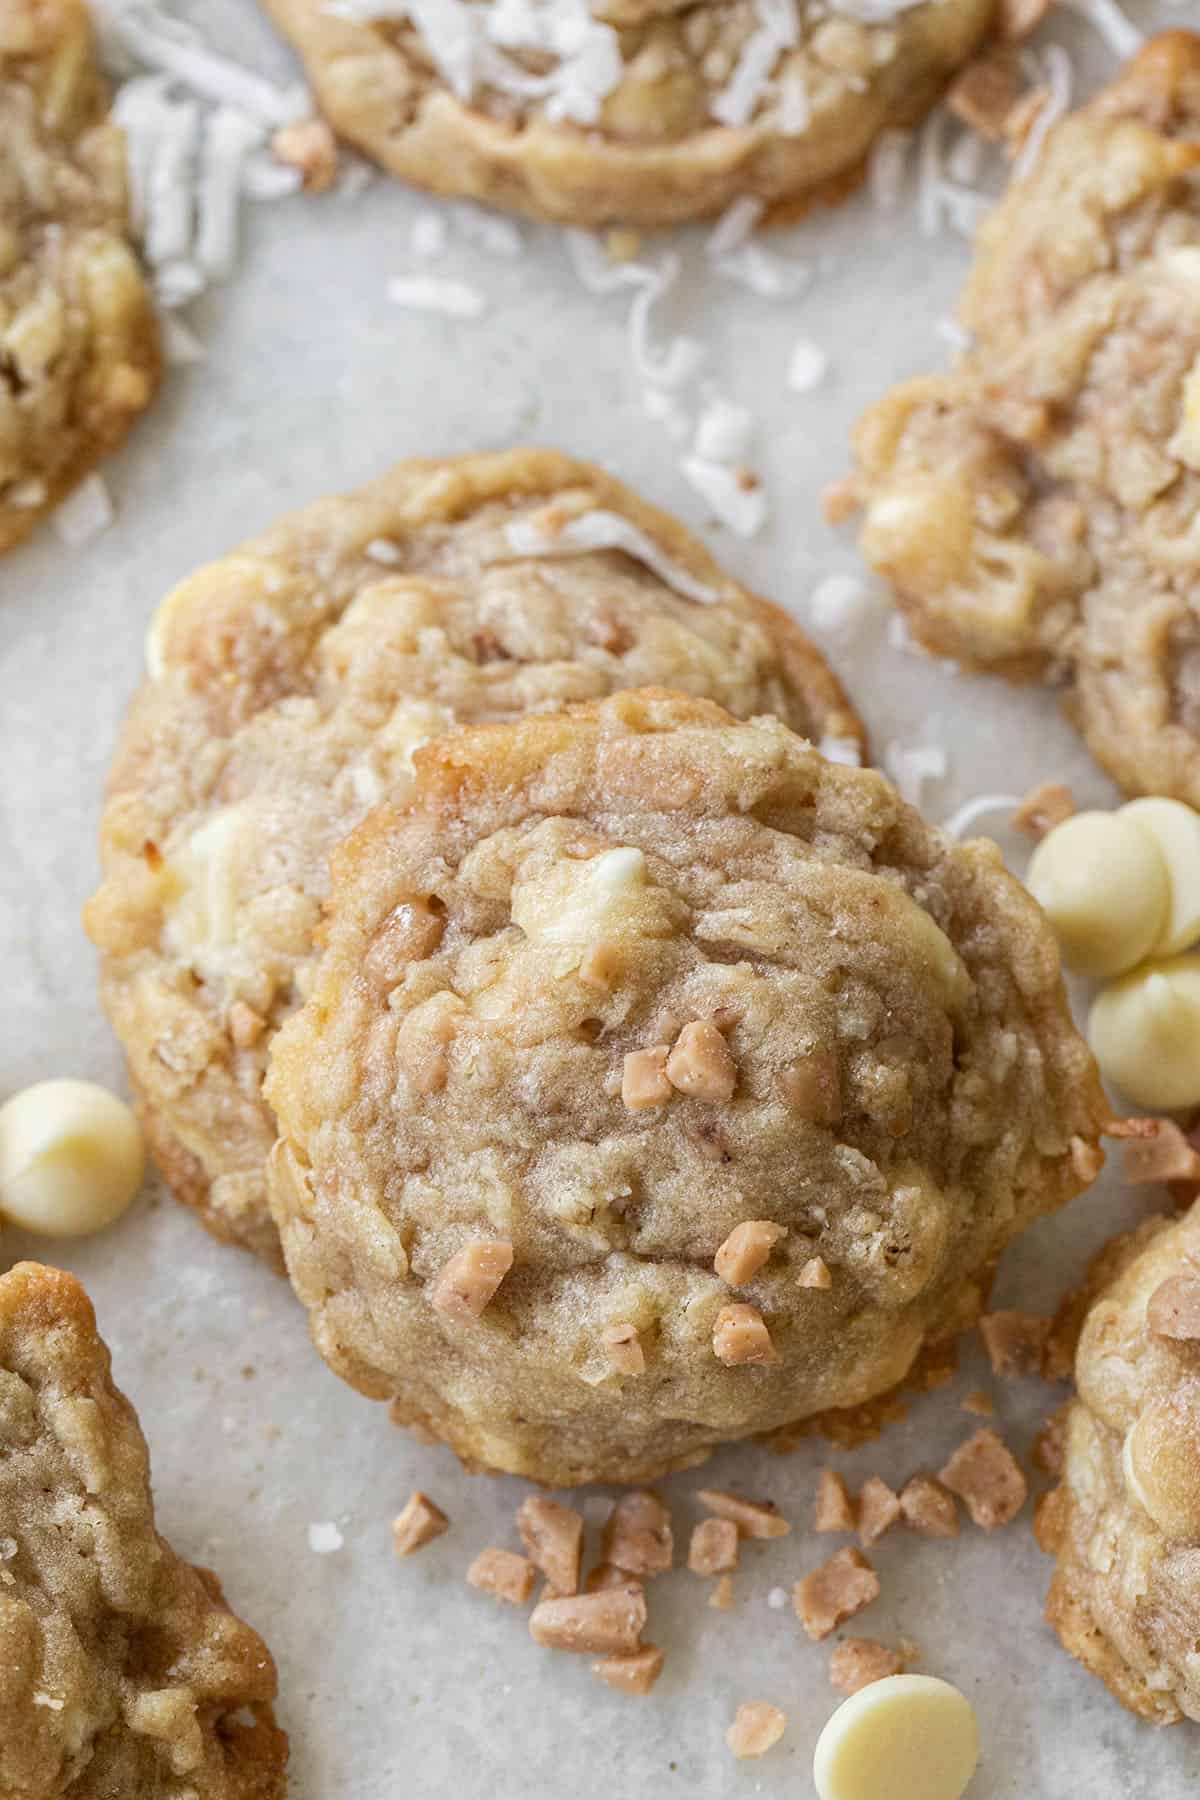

{"left": 0, "top": 0, "right": 160, "bottom": 553}
{"left": 1036, "top": 1201, "right": 1200, "bottom": 1725}
{"left": 83, "top": 449, "right": 864, "bottom": 1268}
{"left": 0, "top": 1261, "right": 287, "bottom": 1796}
{"left": 849, "top": 33, "right": 1200, "bottom": 805}
{"left": 259, "top": 0, "right": 998, "bottom": 228}
{"left": 265, "top": 688, "right": 1106, "bottom": 1487}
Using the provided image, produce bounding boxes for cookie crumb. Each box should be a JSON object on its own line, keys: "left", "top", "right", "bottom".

{"left": 429, "top": 1239, "right": 513, "bottom": 1323}
{"left": 392, "top": 1491, "right": 448, "bottom": 1557}
{"left": 713, "top": 1303, "right": 777, "bottom": 1366}
{"left": 829, "top": 1638, "right": 904, "bottom": 1695}
{"left": 518, "top": 1496, "right": 584, "bottom": 1594}
{"left": 592, "top": 1643, "right": 664, "bottom": 1695}
{"left": 799, "top": 1256, "right": 833, "bottom": 1290}
{"left": 602, "top": 1320, "right": 646, "bottom": 1375}
{"left": 939, "top": 1429, "right": 1027, "bottom": 1529}
{"left": 979, "top": 1310, "right": 1050, "bottom": 1378}
{"left": 962, "top": 1389, "right": 994, "bottom": 1417}
{"left": 814, "top": 1469, "right": 857, "bottom": 1534}
{"left": 794, "top": 1547, "right": 880, "bottom": 1641}
{"left": 898, "top": 1475, "right": 959, "bottom": 1539}
{"left": 467, "top": 1548, "right": 536, "bottom": 1606}
{"left": 696, "top": 1489, "right": 791, "bottom": 1539}
{"left": 602, "top": 1491, "right": 674, "bottom": 1578}
{"left": 714, "top": 1220, "right": 787, "bottom": 1286}
{"left": 710, "top": 1574, "right": 735, "bottom": 1610}
{"left": 688, "top": 1518, "right": 739, "bottom": 1576}
{"left": 857, "top": 1476, "right": 901, "bottom": 1547}
{"left": 530, "top": 1585, "right": 646, "bottom": 1654}
{"left": 727, "top": 1700, "right": 786, "bottom": 1760}
{"left": 1123, "top": 1120, "right": 1200, "bottom": 1187}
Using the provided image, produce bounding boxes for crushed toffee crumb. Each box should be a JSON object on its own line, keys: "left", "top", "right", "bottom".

{"left": 467, "top": 1547, "right": 536, "bottom": 1605}
{"left": 814, "top": 1469, "right": 857, "bottom": 1534}
{"left": 518, "top": 1496, "right": 584, "bottom": 1595}
{"left": 602, "top": 1491, "right": 674, "bottom": 1578}
{"left": 898, "top": 1475, "right": 959, "bottom": 1539}
{"left": 857, "top": 1476, "right": 901, "bottom": 1547}
{"left": 688, "top": 1518, "right": 739, "bottom": 1576}
{"left": 829, "top": 1638, "right": 904, "bottom": 1695}
{"left": 794, "top": 1547, "right": 880, "bottom": 1641}
{"left": 979, "top": 1311, "right": 1051, "bottom": 1379}
{"left": 939, "top": 1429, "right": 1027, "bottom": 1530}
{"left": 530, "top": 1585, "right": 646, "bottom": 1654}
{"left": 392, "top": 1491, "right": 448, "bottom": 1557}
{"left": 591, "top": 1644, "right": 664, "bottom": 1696}
{"left": 727, "top": 1700, "right": 786, "bottom": 1760}
{"left": 696, "top": 1490, "right": 791, "bottom": 1540}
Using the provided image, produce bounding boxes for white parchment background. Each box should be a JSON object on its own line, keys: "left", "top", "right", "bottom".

{"left": 1, "top": 2, "right": 1196, "bottom": 1793}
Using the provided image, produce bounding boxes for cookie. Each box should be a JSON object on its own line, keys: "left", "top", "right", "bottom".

{"left": 259, "top": 0, "right": 997, "bottom": 228}
{"left": 0, "top": 1261, "right": 287, "bottom": 1796}
{"left": 849, "top": 33, "right": 1200, "bottom": 805}
{"left": 83, "top": 448, "right": 864, "bottom": 1268}
{"left": 264, "top": 688, "right": 1106, "bottom": 1487}
{"left": 0, "top": 0, "right": 160, "bottom": 553}
{"left": 1036, "top": 1201, "right": 1200, "bottom": 1725}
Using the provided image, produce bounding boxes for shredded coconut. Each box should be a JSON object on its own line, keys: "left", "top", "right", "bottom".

{"left": 818, "top": 735, "right": 864, "bottom": 768}
{"left": 787, "top": 339, "right": 828, "bottom": 393}
{"left": 767, "top": 1585, "right": 789, "bottom": 1611}
{"left": 1012, "top": 46, "right": 1073, "bottom": 182}
{"left": 680, "top": 457, "right": 768, "bottom": 538}
{"left": 917, "top": 107, "right": 950, "bottom": 237}
{"left": 386, "top": 275, "right": 488, "bottom": 318}
{"left": 941, "top": 793, "right": 1022, "bottom": 841}
{"left": 1060, "top": 0, "right": 1143, "bottom": 57}
{"left": 501, "top": 510, "right": 721, "bottom": 603}
{"left": 713, "top": 242, "right": 812, "bottom": 299}
{"left": 411, "top": 209, "right": 450, "bottom": 261}
{"left": 693, "top": 397, "right": 754, "bottom": 466}
{"left": 365, "top": 537, "right": 403, "bottom": 565}
{"left": 809, "top": 574, "right": 873, "bottom": 635}
{"left": 642, "top": 388, "right": 692, "bottom": 443}
{"left": 92, "top": 1, "right": 308, "bottom": 124}
{"left": 161, "top": 314, "right": 206, "bottom": 365}
{"left": 307, "top": 1521, "right": 344, "bottom": 1554}
{"left": 868, "top": 128, "right": 911, "bottom": 211}
{"left": 628, "top": 255, "right": 706, "bottom": 388}
{"left": 196, "top": 107, "right": 264, "bottom": 280}
{"left": 706, "top": 197, "right": 765, "bottom": 261}
{"left": 52, "top": 475, "right": 114, "bottom": 546}
{"left": 452, "top": 200, "right": 524, "bottom": 258}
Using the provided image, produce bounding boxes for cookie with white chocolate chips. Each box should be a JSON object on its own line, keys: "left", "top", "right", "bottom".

{"left": 258, "top": 0, "right": 999, "bottom": 228}
{"left": 848, "top": 34, "right": 1200, "bottom": 806}
{"left": 265, "top": 688, "right": 1106, "bottom": 1486}
{"left": 0, "top": 1262, "right": 287, "bottom": 1797}
{"left": 1037, "top": 1202, "right": 1200, "bottom": 1725}
{"left": 84, "top": 449, "right": 863, "bottom": 1267}
{"left": 0, "top": 0, "right": 159, "bottom": 553}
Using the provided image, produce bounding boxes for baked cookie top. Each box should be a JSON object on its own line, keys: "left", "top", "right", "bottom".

{"left": 0, "top": 0, "right": 159, "bottom": 553}
{"left": 265, "top": 688, "right": 1106, "bottom": 1488}
{"left": 0, "top": 1261, "right": 287, "bottom": 1797}
{"left": 1037, "top": 1201, "right": 1200, "bottom": 1726}
{"left": 83, "top": 448, "right": 863, "bottom": 1267}
{"left": 260, "top": 0, "right": 997, "bottom": 227}
{"left": 849, "top": 33, "right": 1200, "bottom": 805}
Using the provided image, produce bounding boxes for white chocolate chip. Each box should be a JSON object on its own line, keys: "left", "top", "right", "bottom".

{"left": 1119, "top": 798, "right": 1200, "bottom": 956}
{"left": 0, "top": 1080, "right": 144, "bottom": 1238}
{"left": 163, "top": 806, "right": 248, "bottom": 969}
{"left": 813, "top": 1674, "right": 979, "bottom": 1800}
{"left": 1026, "top": 811, "right": 1169, "bottom": 977}
{"left": 1169, "top": 355, "right": 1200, "bottom": 470}
{"left": 1089, "top": 956, "right": 1200, "bottom": 1110}
{"left": 512, "top": 847, "right": 668, "bottom": 948}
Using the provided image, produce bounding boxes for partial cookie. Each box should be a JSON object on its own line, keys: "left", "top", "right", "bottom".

{"left": 0, "top": 0, "right": 159, "bottom": 553}
{"left": 1036, "top": 1202, "right": 1200, "bottom": 1725}
{"left": 849, "top": 34, "right": 1200, "bottom": 805}
{"left": 265, "top": 688, "right": 1106, "bottom": 1486}
{"left": 84, "top": 449, "right": 864, "bottom": 1267}
{"left": 259, "top": 0, "right": 997, "bottom": 228}
{"left": 0, "top": 1261, "right": 287, "bottom": 1795}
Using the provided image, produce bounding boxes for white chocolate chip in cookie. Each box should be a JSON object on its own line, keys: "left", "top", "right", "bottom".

{"left": 0, "top": 1080, "right": 144, "bottom": 1237}
{"left": 1169, "top": 355, "right": 1200, "bottom": 472}
{"left": 163, "top": 806, "right": 248, "bottom": 968}
{"left": 1027, "top": 811, "right": 1169, "bottom": 977}
{"left": 813, "top": 1674, "right": 980, "bottom": 1800}
{"left": 512, "top": 847, "right": 672, "bottom": 949}
{"left": 1119, "top": 798, "right": 1200, "bottom": 956}
{"left": 1089, "top": 956, "right": 1200, "bottom": 1110}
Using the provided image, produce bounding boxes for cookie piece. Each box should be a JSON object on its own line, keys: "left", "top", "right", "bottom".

{"left": 259, "top": 0, "right": 997, "bottom": 228}
{"left": 0, "top": 0, "right": 159, "bottom": 553}
{"left": 1037, "top": 1202, "right": 1200, "bottom": 1725}
{"left": 83, "top": 449, "right": 864, "bottom": 1268}
{"left": 0, "top": 1261, "right": 287, "bottom": 1796}
{"left": 849, "top": 33, "right": 1200, "bottom": 805}
{"left": 265, "top": 688, "right": 1106, "bottom": 1486}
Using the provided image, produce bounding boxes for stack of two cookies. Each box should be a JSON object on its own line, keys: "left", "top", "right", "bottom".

{"left": 85, "top": 447, "right": 1108, "bottom": 1490}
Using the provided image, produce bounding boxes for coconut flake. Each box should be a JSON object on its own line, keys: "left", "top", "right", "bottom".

{"left": 411, "top": 209, "right": 450, "bottom": 261}
{"left": 868, "top": 127, "right": 910, "bottom": 212}
{"left": 161, "top": 313, "right": 206, "bottom": 365}
{"left": 154, "top": 259, "right": 205, "bottom": 310}
{"left": 693, "top": 396, "right": 754, "bottom": 466}
{"left": 307, "top": 1521, "right": 344, "bottom": 1554}
{"left": 809, "top": 573, "right": 874, "bottom": 635}
{"left": 710, "top": 0, "right": 798, "bottom": 130}
{"left": 680, "top": 457, "right": 768, "bottom": 538}
{"left": 365, "top": 537, "right": 403, "bottom": 565}
{"left": 706, "top": 197, "right": 765, "bottom": 261}
{"left": 941, "top": 793, "right": 1022, "bottom": 841}
{"left": 777, "top": 67, "right": 811, "bottom": 136}
{"left": 643, "top": 388, "right": 692, "bottom": 443}
{"left": 767, "top": 1585, "right": 790, "bottom": 1611}
{"left": 501, "top": 508, "right": 721, "bottom": 604}
{"left": 52, "top": 475, "right": 114, "bottom": 546}
{"left": 1012, "top": 46, "right": 1072, "bottom": 183}
{"left": 196, "top": 107, "right": 264, "bottom": 280}
{"left": 566, "top": 228, "right": 650, "bottom": 296}
{"left": 917, "top": 107, "right": 949, "bottom": 237}
{"left": 787, "top": 339, "right": 828, "bottom": 393}
{"left": 884, "top": 741, "right": 948, "bottom": 807}
{"left": 386, "top": 275, "right": 488, "bottom": 317}
{"left": 452, "top": 201, "right": 524, "bottom": 258}
{"left": 628, "top": 255, "right": 706, "bottom": 389}
{"left": 946, "top": 128, "right": 985, "bottom": 187}
{"left": 714, "top": 242, "right": 811, "bottom": 299}
{"left": 93, "top": 1, "right": 308, "bottom": 125}
{"left": 1060, "top": 0, "right": 1142, "bottom": 57}
{"left": 241, "top": 152, "right": 304, "bottom": 201}
{"left": 940, "top": 180, "right": 990, "bottom": 239}
{"left": 818, "top": 735, "right": 864, "bottom": 767}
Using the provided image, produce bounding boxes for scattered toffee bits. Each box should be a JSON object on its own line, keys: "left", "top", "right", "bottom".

{"left": 939, "top": 1429, "right": 1028, "bottom": 1530}
{"left": 899, "top": 1477, "right": 959, "bottom": 1540}
{"left": 592, "top": 1644, "right": 664, "bottom": 1697}
{"left": 814, "top": 1469, "right": 857, "bottom": 1534}
{"left": 602, "top": 1491, "right": 674, "bottom": 1578}
{"left": 429, "top": 1240, "right": 513, "bottom": 1324}
{"left": 794, "top": 1548, "right": 880, "bottom": 1642}
{"left": 978, "top": 1311, "right": 1051, "bottom": 1378}
{"left": 696, "top": 1490, "right": 791, "bottom": 1540}
{"left": 727, "top": 1701, "right": 787, "bottom": 1760}
{"left": 688, "top": 1518, "right": 739, "bottom": 1577}
{"left": 519, "top": 1497, "right": 584, "bottom": 1594}
{"left": 467, "top": 1548, "right": 536, "bottom": 1606}
{"left": 392, "top": 1491, "right": 448, "bottom": 1557}
{"left": 830, "top": 1638, "right": 906, "bottom": 1696}
{"left": 530, "top": 1585, "right": 647, "bottom": 1656}
{"left": 857, "top": 1477, "right": 901, "bottom": 1548}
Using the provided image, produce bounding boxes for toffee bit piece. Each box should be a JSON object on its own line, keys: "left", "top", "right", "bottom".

{"left": 830, "top": 1638, "right": 905, "bottom": 1696}
{"left": 779, "top": 1050, "right": 841, "bottom": 1124}
{"left": 696, "top": 1490, "right": 791, "bottom": 1540}
{"left": 713, "top": 1302, "right": 777, "bottom": 1366}
{"left": 518, "top": 1496, "right": 584, "bottom": 1595}
{"left": 961, "top": 1389, "right": 994, "bottom": 1417}
{"left": 814, "top": 1468, "right": 857, "bottom": 1534}
{"left": 271, "top": 118, "right": 339, "bottom": 191}
{"left": 1146, "top": 1275, "right": 1200, "bottom": 1342}
{"left": 794, "top": 1547, "right": 880, "bottom": 1641}
{"left": 1032, "top": 1407, "right": 1067, "bottom": 1477}
{"left": 714, "top": 1220, "right": 787, "bottom": 1287}
{"left": 429, "top": 1239, "right": 513, "bottom": 1324}
{"left": 1013, "top": 781, "right": 1075, "bottom": 838}
{"left": 938, "top": 1428, "right": 1027, "bottom": 1530}
{"left": 799, "top": 1256, "right": 833, "bottom": 1290}
{"left": 602, "top": 1490, "right": 673, "bottom": 1578}
{"left": 602, "top": 1320, "right": 645, "bottom": 1375}
{"left": 1123, "top": 1120, "right": 1200, "bottom": 1187}
{"left": 529, "top": 1584, "right": 646, "bottom": 1654}
{"left": 621, "top": 1046, "right": 672, "bottom": 1110}
{"left": 467, "top": 1547, "right": 536, "bottom": 1605}
{"left": 947, "top": 51, "right": 1020, "bottom": 141}
{"left": 392, "top": 1490, "right": 449, "bottom": 1557}
{"left": 857, "top": 1476, "right": 901, "bottom": 1547}
{"left": 978, "top": 1310, "right": 1051, "bottom": 1378}
{"left": 591, "top": 1643, "right": 664, "bottom": 1696}
{"left": 727, "top": 1700, "right": 787, "bottom": 1760}
{"left": 688, "top": 1518, "right": 739, "bottom": 1576}
{"left": 898, "top": 1475, "right": 959, "bottom": 1539}
{"left": 584, "top": 1562, "right": 641, "bottom": 1594}
{"left": 709, "top": 1574, "right": 735, "bottom": 1610}
{"left": 665, "top": 1020, "right": 736, "bottom": 1103}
